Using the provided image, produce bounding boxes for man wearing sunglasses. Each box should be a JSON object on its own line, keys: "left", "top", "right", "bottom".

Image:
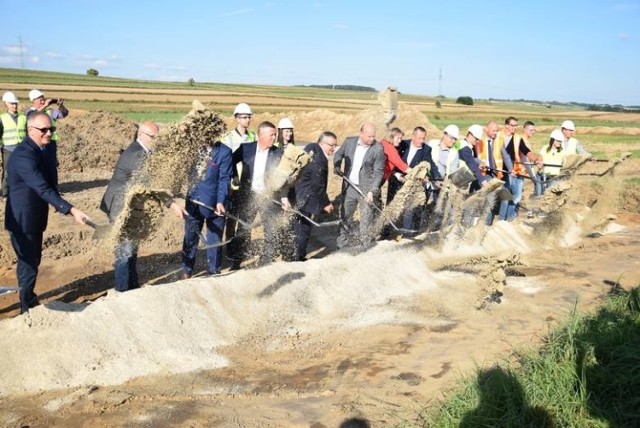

{"left": 4, "top": 112, "right": 91, "bottom": 314}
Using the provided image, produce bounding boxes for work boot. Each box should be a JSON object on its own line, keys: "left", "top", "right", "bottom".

{"left": 181, "top": 272, "right": 192, "bottom": 280}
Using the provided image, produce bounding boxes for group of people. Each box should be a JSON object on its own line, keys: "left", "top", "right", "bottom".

{"left": 2, "top": 91, "right": 589, "bottom": 314}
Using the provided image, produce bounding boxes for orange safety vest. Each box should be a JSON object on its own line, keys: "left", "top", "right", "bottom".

{"left": 478, "top": 134, "right": 505, "bottom": 179}
{"left": 511, "top": 134, "right": 528, "bottom": 177}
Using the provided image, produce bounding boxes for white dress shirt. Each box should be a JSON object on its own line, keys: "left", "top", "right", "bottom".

{"left": 348, "top": 140, "right": 370, "bottom": 185}
{"left": 251, "top": 145, "right": 270, "bottom": 192}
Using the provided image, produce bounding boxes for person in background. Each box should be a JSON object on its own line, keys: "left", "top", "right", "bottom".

{"left": 333, "top": 122, "right": 385, "bottom": 249}
{"left": 100, "top": 121, "right": 184, "bottom": 292}
{"left": 276, "top": 117, "right": 295, "bottom": 148}
{"left": 380, "top": 127, "right": 410, "bottom": 205}
{"left": 536, "top": 129, "right": 566, "bottom": 195}
{"left": 0, "top": 92, "right": 27, "bottom": 197}
{"left": 283, "top": 131, "right": 337, "bottom": 261}
{"left": 560, "top": 120, "right": 591, "bottom": 157}
{"left": 5, "top": 112, "right": 90, "bottom": 313}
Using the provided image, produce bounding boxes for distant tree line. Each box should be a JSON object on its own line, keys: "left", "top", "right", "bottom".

{"left": 487, "top": 97, "right": 639, "bottom": 112}
{"left": 296, "top": 84, "right": 377, "bottom": 92}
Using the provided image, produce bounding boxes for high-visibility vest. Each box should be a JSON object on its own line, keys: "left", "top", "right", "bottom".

{"left": 0, "top": 113, "right": 27, "bottom": 148}
{"left": 509, "top": 135, "right": 530, "bottom": 176}
{"left": 478, "top": 134, "right": 505, "bottom": 178}
{"left": 428, "top": 139, "right": 458, "bottom": 176}
{"left": 564, "top": 137, "right": 579, "bottom": 155}
{"left": 539, "top": 146, "right": 564, "bottom": 176}
{"left": 222, "top": 128, "right": 257, "bottom": 152}
{"left": 454, "top": 139, "right": 474, "bottom": 172}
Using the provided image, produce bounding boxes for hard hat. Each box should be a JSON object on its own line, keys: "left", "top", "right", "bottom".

{"left": 550, "top": 129, "right": 565, "bottom": 141}
{"left": 561, "top": 120, "right": 575, "bottom": 131}
{"left": 233, "top": 102, "right": 252, "bottom": 116}
{"left": 2, "top": 91, "right": 19, "bottom": 103}
{"left": 277, "top": 117, "right": 294, "bottom": 129}
{"left": 443, "top": 124, "right": 459, "bottom": 140}
{"left": 29, "top": 89, "right": 45, "bottom": 101}
{"left": 468, "top": 124, "right": 483, "bottom": 140}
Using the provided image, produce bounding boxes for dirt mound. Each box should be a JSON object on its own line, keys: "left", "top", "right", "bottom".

{"left": 254, "top": 103, "right": 439, "bottom": 142}
{"left": 57, "top": 111, "right": 137, "bottom": 174}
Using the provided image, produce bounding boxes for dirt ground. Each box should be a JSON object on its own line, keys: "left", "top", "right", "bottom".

{"left": 0, "top": 108, "right": 639, "bottom": 427}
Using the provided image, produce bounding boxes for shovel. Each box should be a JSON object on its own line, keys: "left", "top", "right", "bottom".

{"left": 189, "top": 199, "right": 251, "bottom": 228}
{"left": 84, "top": 219, "right": 112, "bottom": 240}
{"left": 269, "top": 198, "right": 340, "bottom": 228}
{"left": 448, "top": 167, "right": 475, "bottom": 188}
{"left": 0, "top": 286, "right": 19, "bottom": 296}
{"left": 338, "top": 172, "right": 417, "bottom": 234}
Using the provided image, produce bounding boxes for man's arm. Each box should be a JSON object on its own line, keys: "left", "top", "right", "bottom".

{"left": 333, "top": 143, "right": 345, "bottom": 174}
{"left": 217, "top": 146, "right": 233, "bottom": 212}
{"left": 458, "top": 146, "right": 485, "bottom": 182}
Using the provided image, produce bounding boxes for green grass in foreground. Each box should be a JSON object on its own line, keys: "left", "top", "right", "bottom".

{"left": 423, "top": 287, "right": 640, "bottom": 427}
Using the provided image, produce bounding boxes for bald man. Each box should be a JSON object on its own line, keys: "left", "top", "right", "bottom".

{"left": 333, "top": 122, "right": 385, "bottom": 248}
{"left": 101, "top": 121, "right": 183, "bottom": 291}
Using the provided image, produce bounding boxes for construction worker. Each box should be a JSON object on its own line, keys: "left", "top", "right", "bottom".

{"left": 536, "top": 129, "right": 566, "bottom": 195}
{"left": 499, "top": 120, "right": 541, "bottom": 221}
{"left": 222, "top": 103, "right": 257, "bottom": 267}
{"left": 560, "top": 120, "right": 591, "bottom": 156}
{"left": 0, "top": 92, "right": 27, "bottom": 197}
{"left": 457, "top": 124, "right": 490, "bottom": 191}
{"left": 428, "top": 125, "right": 460, "bottom": 179}
{"left": 276, "top": 117, "right": 295, "bottom": 148}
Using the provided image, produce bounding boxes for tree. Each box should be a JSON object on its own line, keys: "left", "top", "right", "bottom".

{"left": 435, "top": 100, "right": 442, "bottom": 108}
{"left": 456, "top": 96, "right": 474, "bottom": 106}
{"left": 188, "top": 78, "right": 195, "bottom": 86}
{"left": 86, "top": 68, "right": 99, "bottom": 76}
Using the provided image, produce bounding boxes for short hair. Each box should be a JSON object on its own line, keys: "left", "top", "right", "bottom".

{"left": 387, "top": 127, "right": 404, "bottom": 140}
{"left": 413, "top": 126, "right": 427, "bottom": 134}
{"left": 258, "top": 121, "right": 276, "bottom": 133}
{"left": 318, "top": 131, "right": 337, "bottom": 143}
{"left": 27, "top": 111, "right": 49, "bottom": 126}
{"left": 523, "top": 120, "right": 535, "bottom": 128}
{"left": 505, "top": 116, "right": 518, "bottom": 125}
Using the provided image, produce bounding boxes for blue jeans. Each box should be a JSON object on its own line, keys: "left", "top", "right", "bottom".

{"left": 114, "top": 239, "right": 139, "bottom": 292}
{"left": 182, "top": 208, "right": 225, "bottom": 275}
{"left": 499, "top": 175, "right": 524, "bottom": 221}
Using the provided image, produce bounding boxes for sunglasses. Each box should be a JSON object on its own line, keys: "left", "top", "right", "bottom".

{"left": 142, "top": 131, "right": 157, "bottom": 139}
{"left": 31, "top": 126, "right": 56, "bottom": 134}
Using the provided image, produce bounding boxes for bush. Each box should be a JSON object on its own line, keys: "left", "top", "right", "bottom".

{"left": 435, "top": 100, "right": 442, "bottom": 108}
{"left": 86, "top": 68, "right": 99, "bottom": 77}
{"left": 456, "top": 96, "right": 474, "bottom": 106}
{"left": 188, "top": 78, "right": 195, "bottom": 86}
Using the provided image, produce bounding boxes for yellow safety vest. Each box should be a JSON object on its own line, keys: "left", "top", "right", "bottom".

{"left": 564, "top": 137, "right": 578, "bottom": 155}
{"left": 0, "top": 113, "right": 27, "bottom": 148}
{"left": 539, "top": 146, "right": 564, "bottom": 176}
{"left": 429, "top": 139, "right": 458, "bottom": 176}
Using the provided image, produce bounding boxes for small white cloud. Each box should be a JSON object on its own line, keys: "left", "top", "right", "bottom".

{"left": 2, "top": 46, "right": 22, "bottom": 55}
{"left": 45, "top": 51, "right": 64, "bottom": 58}
{"left": 333, "top": 23, "right": 348, "bottom": 31}
{"left": 93, "top": 59, "right": 109, "bottom": 67}
{"left": 167, "top": 65, "right": 187, "bottom": 71}
{"left": 0, "top": 57, "right": 16, "bottom": 64}
{"left": 30, "top": 56, "right": 40, "bottom": 64}
{"left": 79, "top": 54, "right": 97, "bottom": 60}
{"left": 218, "top": 8, "right": 255, "bottom": 18}
{"left": 144, "top": 63, "right": 160, "bottom": 69}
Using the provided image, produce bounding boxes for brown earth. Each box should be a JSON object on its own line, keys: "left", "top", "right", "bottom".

{"left": 0, "top": 106, "right": 639, "bottom": 427}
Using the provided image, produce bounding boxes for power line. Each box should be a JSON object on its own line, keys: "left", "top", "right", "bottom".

{"left": 18, "top": 35, "right": 24, "bottom": 69}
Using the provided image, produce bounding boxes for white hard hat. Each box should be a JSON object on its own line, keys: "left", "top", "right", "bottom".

{"left": 443, "top": 124, "right": 459, "bottom": 140}
{"left": 233, "top": 102, "right": 252, "bottom": 116}
{"left": 29, "top": 89, "right": 45, "bottom": 101}
{"left": 277, "top": 117, "right": 294, "bottom": 129}
{"left": 468, "top": 124, "right": 483, "bottom": 140}
{"left": 561, "top": 120, "right": 575, "bottom": 131}
{"left": 550, "top": 129, "right": 565, "bottom": 141}
{"left": 2, "top": 91, "right": 19, "bottom": 103}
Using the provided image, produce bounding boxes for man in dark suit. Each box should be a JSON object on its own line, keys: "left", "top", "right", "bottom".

{"left": 228, "top": 121, "right": 283, "bottom": 269}
{"left": 333, "top": 122, "right": 385, "bottom": 248}
{"left": 181, "top": 141, "right": 233, "bottom": 278}
{"left": 283, "top": 131, "right": 337, "bottom": 261}
{"left": 392, "top": 126, "right": 441, "bottom": 231}
{"left": 100, "top": 121, "right": 183, "bottom": 291}
{"left": 4, "top": 112, "right": 90, "bottom": 313}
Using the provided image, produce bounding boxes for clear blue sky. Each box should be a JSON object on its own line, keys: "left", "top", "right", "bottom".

{"left": 1, "top": 0, "right": 638, "bottom": 105}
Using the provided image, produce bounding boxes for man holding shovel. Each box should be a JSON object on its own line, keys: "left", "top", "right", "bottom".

{"left": 100, "top": 121, "right": 184, "bottom": 292}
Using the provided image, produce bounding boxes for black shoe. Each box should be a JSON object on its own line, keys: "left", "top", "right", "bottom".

{"left": 181, "top": 272, "right": 192, "bottom": 280}
{"left": 230, "top": 261, "right": 242, "bottom": 271}
{"left": 207, "top": 270, "right": 221, "bottom": 276}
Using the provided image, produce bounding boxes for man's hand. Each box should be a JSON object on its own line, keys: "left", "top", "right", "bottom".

{"left": 365, "top": 192, "right": 374, "bottom": 205}
{"left": 169, "top": 201, "right": 186, "bottom": 219}
{"left": 323, "top": 203, "right": 334, "bottom": 214}
{"left": 215, "top": 203, "right": 226, "bottom": 216}
{"left": 281, "top": 197, "right": 292, "bottom": 211}
{"left": 334, "top": 169, "right": 344, "bottom": 177}
{"left": 70, "top": 207, "right": 91, "bottom": 226}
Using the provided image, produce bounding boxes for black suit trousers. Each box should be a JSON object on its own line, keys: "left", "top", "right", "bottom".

{"left": 10, "top": 230, "right": 43, "bottom": 313}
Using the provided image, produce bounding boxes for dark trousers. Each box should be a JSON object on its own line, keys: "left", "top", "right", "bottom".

{"left": 228, "top": 193, "right": 280, "bottom": 263}
{"left": 1, "top": 149, "right": 13, "bottom": 197}
{"left": 293, "top": 210, "right": 313, "bottom": 260}
{"left": 224, "top": 191, "right": 240, "bottom": 261}
{"left": 182, "top": 206, "right": 225, "bottom": 275}
{"left": 114, "top": 239, "right": 139, "bottom": 292}
{"left": 10, "top": 230, "right": 43, "bottom": 313}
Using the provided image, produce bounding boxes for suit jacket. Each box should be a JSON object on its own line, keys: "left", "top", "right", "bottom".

{"left": 397, "top": 139, "right": 441, "bottom": 180}
{"left": 291, "top": 143, "right": 330, "bottom": 215}
{"left": 232, "top": 141, "right": 282, "bottom": 197}
{"left": 100, "top": 140, "right": 148, "bottom": 221}
{"left": 4, "top": 136, "right": 72, "bottom": 234}
{"left": 186, "top": 143, "right": 233, "bottom": 218}
{"left": 333, "top": 136, "right": 385, "bottom": 195}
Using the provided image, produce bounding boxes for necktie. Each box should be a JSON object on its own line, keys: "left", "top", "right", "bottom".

{"left": 488, "top": 140, "right": 496, "bottom": 170}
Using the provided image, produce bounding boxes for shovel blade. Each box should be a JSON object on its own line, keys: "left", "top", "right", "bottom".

{"left": 449, "top": 168, "right": 475, "bottom": 188}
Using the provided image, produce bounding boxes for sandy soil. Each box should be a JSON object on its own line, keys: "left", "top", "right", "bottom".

{"left": 0, "top": 108, "right": 639, "bottom": 427}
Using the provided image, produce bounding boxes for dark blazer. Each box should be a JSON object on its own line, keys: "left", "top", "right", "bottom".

{"left": 4, "top": 136, "right": 72, "bottom": 234}
{"left": 232, "top": 141, "right": 282, "bottom": 195}
{"left": 333, "top": 137, "right": 385, "bottom": 195}
{"left": 100, "top": 140, "right": 148, "bottom": 221}
{"left": 291, "top": 143, "right": 330, "bottom": 215}
{"left": 186, "top": 143, "right": 233, "bottom": 218}
{"left": 397, "top": 140, "right": 442, "bottom": 180}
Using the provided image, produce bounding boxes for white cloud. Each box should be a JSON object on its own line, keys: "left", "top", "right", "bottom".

{"left": 93, "top": 59, "right": 109, "bottom": 67}
{"left": 30, "top": 56, "right": 40, "bottom": 64}
{"left": 2, "top": 46, "right": 22, "bottom": 55}
{"left": 217, "top": 8, "right": 255, "bottom": 18}
{"left": 144, "top": 63, "right": 160, "bottom": 69}
{"left": 45, "top": 51, "right": 64, "bottom": 58}
{"left": 167, "top": 65, "right": 187, "bottom": 71}
{"left": 0, "top": 57, "right": 16, "bottom": 64}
